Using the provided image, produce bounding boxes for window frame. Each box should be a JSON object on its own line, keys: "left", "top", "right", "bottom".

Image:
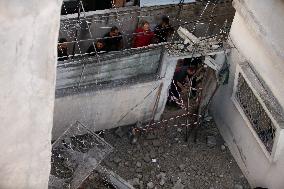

{"left": 231, "top": 62, "right": 283, "bottom": 161}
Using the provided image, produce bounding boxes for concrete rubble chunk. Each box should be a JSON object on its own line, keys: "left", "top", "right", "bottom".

{"left": 147, "top": 181, "right": 154, "bottom": 189}
{"left": 114, "top": 157, "right": 122, "bottom": 164}
{"left": 115, "top": 127, "right": 127, "bottom": 138}
{"left": 179, "top": 164, "right": 186, "bottom": 171}
{"left": 150, "top": 150, "right": 157, "bottom": 158}
{"left": 157, "top": 172, "right": 167, "bottom": 186}
{"left": 234, "top": 184, "right": 243, "bottom": 189}
{"left": 172, "top": 179, "right": 185, "bottom": 189}
{"left": 137, "top": 174, "right": 143, "bottom": 179}
{"left": 146, "top": 132, "right": 158, "bottom": 140}
{"left": 136, "top": 161, "right": 142, "bottom": 168}
{"left": 128, "top": 178, "right": 140, "bottom": 186}
{"left": 152, "top": 140, "right": 161, "bottom": 147}
{"left": 143, "top": 154, "right": 151, "bottom": 163}
{"left": 136, "top": 167, "right": 143, "bottom": 173}
{"left": 206, "top": 136, "right": 217, "bottom": 147}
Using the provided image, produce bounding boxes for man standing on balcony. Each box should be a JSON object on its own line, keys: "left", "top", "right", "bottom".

{"left": 154, "top": 16, "right": 174, "bottom": 43}
{"left": 103, "top": 26, "right": 123, "bottom": 52}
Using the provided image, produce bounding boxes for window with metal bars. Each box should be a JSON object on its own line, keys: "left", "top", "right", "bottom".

{"left": 235, "top": 73, "right": 276, "bottom": 154}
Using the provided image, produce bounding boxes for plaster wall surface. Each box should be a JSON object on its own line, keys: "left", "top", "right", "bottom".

{"left": 211, "top": 1, "right": 284, "bottom": 188}
{"left": 0, "top": 0, "right": 62, "bottom": 188}
{"left": 52, "top": 53, "right": 177, "bottom": 140}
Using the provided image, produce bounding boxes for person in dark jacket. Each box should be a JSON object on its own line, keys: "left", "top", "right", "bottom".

{"left": 103, "top": 26, "right": 123, "bottom": 52}
{"left": 167, "top": 64, "right": 197, "bottom": 108}
{"left": 87, "top": 40, "right": 107, "bottom": 55}
{"left": 154, "top": 16, "right": 174, "bottom": 43}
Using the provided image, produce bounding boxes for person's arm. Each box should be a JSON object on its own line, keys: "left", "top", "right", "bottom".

{"left": 153, "top": 26, "right": 161, "bottom": 44}
{"left": 149, "top": 31, "right": 155, "bottom": 45}
{"left": 132, "top": 29, "right": 139, "bottom": 48}
{"left": 118, "top": 34, "right": 123, "bottom": 50}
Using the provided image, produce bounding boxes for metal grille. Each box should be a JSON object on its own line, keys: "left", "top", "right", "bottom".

{"left": 49, "top": 121, "right": 113, "bottom": 189}
{"left": 235, "top": 74, "right": 276, "bottom": 153}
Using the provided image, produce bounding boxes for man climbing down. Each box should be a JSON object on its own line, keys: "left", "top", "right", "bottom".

{"left": 167, "top": 62, "right": 198, "bottom": 108}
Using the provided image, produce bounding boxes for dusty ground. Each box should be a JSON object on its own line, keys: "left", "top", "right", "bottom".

{"left": 82, "top": 105, "right": 250, "bottom": 189}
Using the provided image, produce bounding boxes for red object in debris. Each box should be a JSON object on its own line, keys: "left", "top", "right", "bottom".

{"left": 132, "top": 28, "right": 154, "bottom": 48}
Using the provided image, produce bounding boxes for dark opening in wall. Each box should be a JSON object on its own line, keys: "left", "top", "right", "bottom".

{"left": 61, "top": 0, "right": 112, "bottom": 15}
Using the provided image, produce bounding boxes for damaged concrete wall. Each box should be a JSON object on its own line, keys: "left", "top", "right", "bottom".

{"left": 52, "top": 52, "right": 177, "bottom": 140}
{"left": 211, "top": 0, "right": 284, "bottom": 188}
{"left": 0, "top": 0, "right": 62, "bottom": 188}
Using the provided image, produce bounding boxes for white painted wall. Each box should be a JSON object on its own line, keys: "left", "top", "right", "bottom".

{"left": 211, "top": 0, "right": 284, "bottom": 188}
{"left": 52, "top": 53, "right": 177, "bottom": 140}
{"left": 0, "top": 0, "right": 62, "bottom": 188}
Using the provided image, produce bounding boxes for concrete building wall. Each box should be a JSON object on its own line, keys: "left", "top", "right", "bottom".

{"left": 52, "top": 53, "right": 177, "bottom": 140}
{"left": 0, "top": 0, "right": 62, "bottom": 188}
{"left": 211, "top": 0, "right": 284, "bottom": 188}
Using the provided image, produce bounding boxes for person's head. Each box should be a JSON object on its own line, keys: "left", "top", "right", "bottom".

{"left": 96, "top": 40, "right": 105, "bottom": 50}
{"left": 58, "top": 38, "right": 67, "bottom": 49}
{"left": 161, "top": 16, "right": 170, "bottom": 27}
{"left": 140, "top": 20, "right": 150, "bottom": 32}
{"left": 109, "top": 26, "right": 120, "bottom": 37}
{"left": 187, "top": 65, "right": 197, "bottom": 76}
{"left": 176, "top": 59, "right": 184, "bottom": 68}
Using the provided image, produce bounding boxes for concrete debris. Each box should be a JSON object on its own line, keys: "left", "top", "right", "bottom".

{"left": 147, "top": 181, "right": 154, "bottom": 189}
{"left": 136, "top": 161, "right": 142, "bottom": 168}
{"left": 143, "top": 154, "right": 151, "bottom": 163}
{"left": 152, "top": 140, "right": 161, "bottom": 147}
{"left": 172, "top": 179, "right": 185, "bottom": 189}
{"left": 178, "top": 164, "right": 186, "bottom": 171}
{"left": 158, "top": 147, "right": 164, "bottom": 154}
{"left": 83, "top": 106, "right": 250, "bottom": 188}
{"left": 128, "top": 178, "right": 140, "bottom": 186}
{"left": 207, "top": 136, "right": 217, "bottom": 147}
{"left": 136, "top": 168, "right": 142, "bottom": 173}
{"left": 150, "top": 150, "right": 156, "bottom": 158}
{"left": 115, "top": 127, "right": 127, "bottom": 138}
{"left": 146, "top": 131, "right": 158, "bottom": 140}
{"left": 159, "top": 178, "right": 166, "bottom": 186}
{"left": 221, "top": 144, "right": 226, "bottom": 151}
{"left": 234, "top": 184, "right": 244, "bottom": 189}
{"left": 114, "top": 157, "right": 122, "bottom": 164}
